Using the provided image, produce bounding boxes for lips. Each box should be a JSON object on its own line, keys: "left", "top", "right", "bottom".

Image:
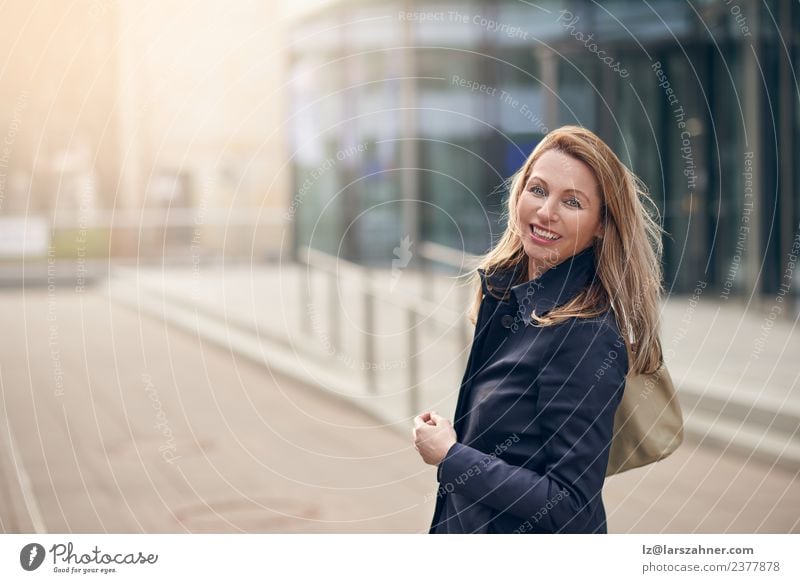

{"left": 530, "top": 223, "right": 562, "bottom": 241}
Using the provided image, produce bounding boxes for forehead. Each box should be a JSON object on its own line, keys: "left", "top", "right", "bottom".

{"left": 527, "top": 149, "right": 598, "bottom": 194}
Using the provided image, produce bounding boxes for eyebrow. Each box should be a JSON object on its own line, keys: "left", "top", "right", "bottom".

{"left": 527, "top": 175, "right": 589, "bottom": 201}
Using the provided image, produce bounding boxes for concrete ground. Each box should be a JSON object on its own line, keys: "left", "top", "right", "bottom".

{"left": 1, "top": 271, "right": 798, "bottom": 533}
{"left": 0, "top": 289, "right": 435, "bottom": 533}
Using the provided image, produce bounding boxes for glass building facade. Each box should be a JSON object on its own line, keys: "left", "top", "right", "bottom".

{"left": 286, "top": 0, "right": 800, "bottom": 304}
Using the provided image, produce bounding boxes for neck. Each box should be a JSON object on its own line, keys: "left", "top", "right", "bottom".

{"left": 526, "top": 257, "right": 551, "bottom": 282}
{"left": 526, "top": 245, "right": 594, "bottom": 282}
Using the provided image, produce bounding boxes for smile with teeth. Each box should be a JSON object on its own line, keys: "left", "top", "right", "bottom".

{"left": 530, "top": 224, "right": 561, "bottom": 241}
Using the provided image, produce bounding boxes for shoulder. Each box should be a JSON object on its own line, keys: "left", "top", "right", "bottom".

{"left": 546, "top": 309, "right": 629, "bottom": 375}
{"left": 536, "top": 310, "right": 628, "bottom": 413}
{"left": 554, "top": 308, "right": 625, "bottom": 342}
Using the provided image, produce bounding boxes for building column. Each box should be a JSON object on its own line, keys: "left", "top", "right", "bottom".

{"left": 401, "top": 0, "right": 419, "bottom": 259}
{"left": 741, "top": 0, "right": 761, "bottom": 303}
{"left": 537, "top": 49, "right": 558, "bottom": 132}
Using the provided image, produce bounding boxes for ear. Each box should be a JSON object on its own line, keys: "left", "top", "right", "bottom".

{"left": 595, "top": 222, "right": 605, "bottom": 239}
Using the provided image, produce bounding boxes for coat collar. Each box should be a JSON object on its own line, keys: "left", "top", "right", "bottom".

{"left": 478, "top": 245, "right": 598, "bottom": 320}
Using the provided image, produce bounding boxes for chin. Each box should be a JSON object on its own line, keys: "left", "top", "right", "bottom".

{"left": 523, "top": 240, "right": 564, "bottom": 264}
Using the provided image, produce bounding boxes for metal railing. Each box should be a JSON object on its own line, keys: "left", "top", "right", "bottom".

{"left": 417, "top": 241, "right": 480, "bottom": 306}
{"left": 297, "top": 244, "right": 476, "bottom": 417}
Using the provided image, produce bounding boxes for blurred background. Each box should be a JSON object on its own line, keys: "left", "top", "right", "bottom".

{"left": 0, "top": 0, "right": 798, "bottom": 534}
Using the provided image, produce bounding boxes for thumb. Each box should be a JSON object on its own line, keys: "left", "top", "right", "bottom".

{"left": 413, "top": 415, "right": 426, "bottom": 429}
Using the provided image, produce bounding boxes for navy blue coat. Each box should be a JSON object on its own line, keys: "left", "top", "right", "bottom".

{"left": 429, "top": 245, "right": 628, "bottom": 534}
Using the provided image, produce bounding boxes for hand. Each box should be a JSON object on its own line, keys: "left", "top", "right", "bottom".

{"left": 413, "top": 411, "right": 457, "bottom": 466}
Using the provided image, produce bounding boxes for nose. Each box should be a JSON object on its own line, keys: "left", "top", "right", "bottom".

{"left": 535, "top": 194, "right": 560, "bottom": 224}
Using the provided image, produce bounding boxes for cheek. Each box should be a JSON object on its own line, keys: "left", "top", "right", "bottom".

{"left": 517, "top": 195, "right": 536, "bottom": 216}
{"left": 515, "top": 200, "right": 526, "bottom": 223}
{"left": 572, "top": 213, "right": 601, "bottom": 240}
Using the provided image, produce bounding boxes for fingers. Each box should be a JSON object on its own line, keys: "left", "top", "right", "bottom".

{"left": 414, "top": 411, "right": 449, "bottom": 435}
{"left": 413, "top": 414, "right": 427, "bottom": 429}
{"left": 415, "top": 411, "right": 438, "bottom": 426}
{"left": 430, "top": 412, "right": 449, "bottom": 426}
{"left": 412, "top": 415, "right": 428, "bottom": 447}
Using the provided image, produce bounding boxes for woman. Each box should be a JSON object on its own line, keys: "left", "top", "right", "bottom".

{"left": 413, "top": 125, "right": 665, "bottom": 534}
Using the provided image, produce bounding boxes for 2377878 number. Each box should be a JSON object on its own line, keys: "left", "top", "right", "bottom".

{"left": 730, "top": 562, "right": 780, "bottom": 572}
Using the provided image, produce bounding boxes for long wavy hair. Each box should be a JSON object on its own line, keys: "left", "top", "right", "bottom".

{"left": 466, "top": 125, "right": 665, "bottom": 375}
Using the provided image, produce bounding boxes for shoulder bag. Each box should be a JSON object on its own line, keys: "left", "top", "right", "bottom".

{"left": 606, "top": 355, "right": 684, "bottom": 476}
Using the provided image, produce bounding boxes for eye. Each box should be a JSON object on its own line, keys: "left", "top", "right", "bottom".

{"left": 564, "top": 197, "right": 583, "bottom": 209}
{"left": 528, "top": 184, "right": 546, "bottom": 197}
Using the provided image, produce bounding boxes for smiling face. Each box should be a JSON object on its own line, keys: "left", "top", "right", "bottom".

{"left": 516, "top": 148, "right": 605, "bottom": 279}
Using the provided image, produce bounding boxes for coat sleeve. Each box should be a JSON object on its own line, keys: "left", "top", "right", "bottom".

{"left": 436, "top": 317, "right": 628, "bottom": 533}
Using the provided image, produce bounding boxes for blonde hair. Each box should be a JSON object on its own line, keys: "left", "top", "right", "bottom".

{"left": 465, "top": 125, "right": 665, "bottom": 375}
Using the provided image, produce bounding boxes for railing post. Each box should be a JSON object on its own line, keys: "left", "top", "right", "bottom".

{"left": 420, "top": 252, "right": 430, "bottom": 301}
{"left": 407, "top": 308, "right": 419, "bottom": 419}
{"left": 422, "top": 249, "right": 436, "bottom": 304}
{"left": 299, "top": 257, "right": 310, "bottom": 337}
{"left": 328, "top": 271, "right": 339, "bottom": 350}
{"left": 421, "top": 249, "right": 436, "bottom": 335}
{"left": 363, "top": 274, "right": 377, "bottom": 394}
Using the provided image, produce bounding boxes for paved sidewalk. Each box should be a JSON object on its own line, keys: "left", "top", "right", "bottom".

{"left": 3, "top": 284, "right": 796, "bottom": 533}
{"left": 109, "top": 262, "right": 799, "bottom": 466}
{"left": 102, "top": 262, "right": 800, "bottom": 532}
{"left": 0, "top": 289, "right": 435, "bottom": 533}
